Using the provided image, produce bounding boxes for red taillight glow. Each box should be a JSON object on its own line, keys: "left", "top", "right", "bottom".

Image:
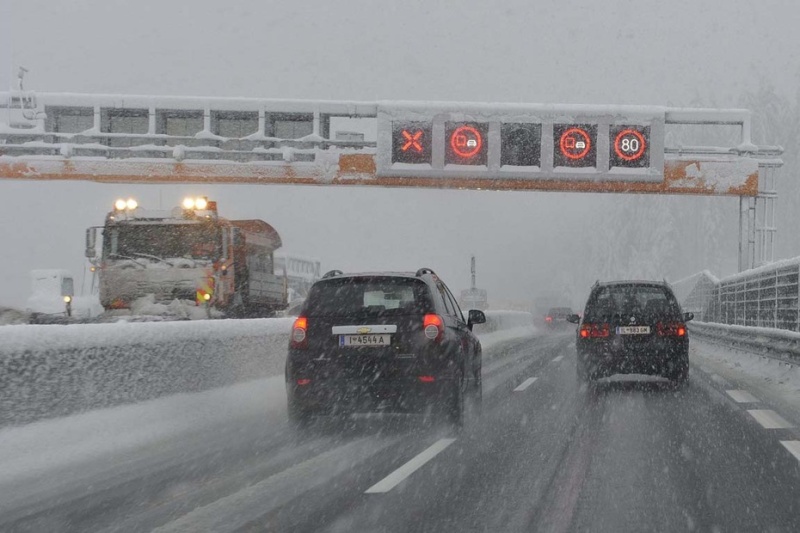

{"left": 546, "top": 316, "right": 553, "bottom": 323}
{"left": 657, "top": 322, "right": 687, "bottom": 337}
{"left": 291, "top": 317, "right": 308, "bottom": 347}
{"left": 579, "top": 323, "right": 610, "bottom": 338}
{"left": 423, "top": 314, "right": 444, "bottom": 341}
{"left": 296, "top": 378, "right": 311, "bottom": 386}
{"left": 418, "top": 375, "right": 436, "bottom": 383}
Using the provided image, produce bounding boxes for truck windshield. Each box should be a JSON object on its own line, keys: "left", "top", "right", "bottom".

{"left": 104, "top": 223, "right": 221, "bottom": 261}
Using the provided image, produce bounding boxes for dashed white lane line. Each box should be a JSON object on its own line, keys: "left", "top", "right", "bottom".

{"left": 726, "top": 390, "right": 760, "bottom": 404}
{"left": 365, "top": 438, "right": 456, "bottom": 494}
{"left": 780, "top": 441, "right": 800, "bottom": 462}
{"left": 747, "top": 410, "right": 794, "bottom": 429}
{"left": 552, "top": 355, "right": 564, "bottom": 363}
{"left": 513, "top": 377, "right": 538, "bottom": 392}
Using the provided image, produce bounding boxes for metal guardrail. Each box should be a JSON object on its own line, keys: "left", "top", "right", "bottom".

{"left": 690, "top": 321, "right": 800, "bottom": 365}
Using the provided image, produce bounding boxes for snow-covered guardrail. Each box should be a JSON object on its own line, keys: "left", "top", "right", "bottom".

{"left": 0, "top": 311, "right": 533, "bottom": 428}
{"left": 690, "top": 321, "right": 800, "bottom": 365}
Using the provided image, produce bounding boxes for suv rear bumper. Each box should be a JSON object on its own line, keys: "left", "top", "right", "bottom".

{"left": 286, "top": 377, "right": 457, "bottom": 414}
{"left": 578, "top": 343, "right": 688, "bottom": 378}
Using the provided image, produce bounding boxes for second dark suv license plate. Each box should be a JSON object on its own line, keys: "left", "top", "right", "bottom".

{"left": 340, "top": 334, "right": 392, "bottom": 347}
{"left": 616, "top": 326, "right": 651, "bottom": 335}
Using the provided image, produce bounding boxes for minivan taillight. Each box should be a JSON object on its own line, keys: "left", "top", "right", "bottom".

{"left": 423, "top": 314, "right": 444, "bottom": 342}
{"left": 291, "top": 316, "right": 308, "bottom": 348}
{"left": 579, "top": 323, "right": 610, "bottom": 338}
{"left": 657, "top": 322, "right": 686, "bottom": 337}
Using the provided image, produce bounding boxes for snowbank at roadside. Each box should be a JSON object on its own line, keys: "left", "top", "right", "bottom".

{"left": 692, "top": 340, "right": 800, "bottom": 423}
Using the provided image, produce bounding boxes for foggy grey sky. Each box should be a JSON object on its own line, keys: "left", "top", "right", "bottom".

{"left": 2, "top": 0, "right": 798, "bottom": 308}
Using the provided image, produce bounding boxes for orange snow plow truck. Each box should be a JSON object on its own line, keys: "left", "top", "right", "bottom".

{"left": 85, "top": 197, "right": 287, "bottom": 317}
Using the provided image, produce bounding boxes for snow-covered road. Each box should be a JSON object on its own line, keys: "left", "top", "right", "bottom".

{"left": 3, "top": 332, "right": 800, "bottom": 532}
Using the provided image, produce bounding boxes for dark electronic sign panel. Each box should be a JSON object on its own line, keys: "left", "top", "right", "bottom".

{"left": 391, "top": 122, "right": 432, "bottom": 164}
{"left": 610, "top": 125, "right": 650, "bottom": 168}
{"left": 445, "top": 122, "right": 488, "bottom": 166}
{"left": 554, "top": 124, "right": 597, "bottom": 168}
{"left": 501, "top": 123, "right": 542, "bottom": 167}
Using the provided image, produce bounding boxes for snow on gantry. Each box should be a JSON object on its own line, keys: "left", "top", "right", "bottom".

{"left": 0, "top": 91, "right": 781, "bottom": 197}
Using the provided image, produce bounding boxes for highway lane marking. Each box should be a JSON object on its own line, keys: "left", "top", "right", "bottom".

{"left": 780, "top": 441, "right": 800, "bottom": 462}
{"left": 153, "top": 436, "right": 400, "bottom": 533}
{"left": 552, "top": 355, "right": 564, "bottom": 363}
{"left": 747, "top": 409, "right": 794, "bottom": 429}
{"left": 365, "top": 438, "right": 456, "bottom": 494}
{"left": 726, "top": 390, "right": 760, "bottom": 404}
{"left": 513, "top": 377, "right": 538, "bottom": 392}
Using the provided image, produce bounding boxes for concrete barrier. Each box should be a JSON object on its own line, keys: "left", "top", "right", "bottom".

{"left": 0, "top": 311, "right": 533, "bottom": 428}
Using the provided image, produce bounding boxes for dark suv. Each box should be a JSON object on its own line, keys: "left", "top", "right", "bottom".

{"left": 568, "top": 281, "right": 693, "bottom": 384}
{"left": 285, "top": 268, "right": 486, "bottom": 427}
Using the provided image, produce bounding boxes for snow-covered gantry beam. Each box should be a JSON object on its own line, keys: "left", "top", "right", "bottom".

{"left": 0, "top": 92, "right": 780, "bottom": 196}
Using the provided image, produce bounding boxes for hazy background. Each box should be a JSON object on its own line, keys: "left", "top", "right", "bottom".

{"left": 2, "top": 0, "right": 799, "bottom": 310}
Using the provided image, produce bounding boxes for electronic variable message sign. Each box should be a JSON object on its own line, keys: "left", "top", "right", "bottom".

{"left": 445, "top": 122, "right": 488, "bottom": 166}
{"left": 501, "top": 123, "right": 541, "bottom": 167}
{"left": 554, "top": 124, "right": 597, "bottom": 168}
{"left": 377, "top": 103, "right": 665, "bottom": 183}
{"left": 392, "top": 122, "right": 431, "bottom": 165}
{"left": 610, "top": 125, "right": 650, "bottom": 168}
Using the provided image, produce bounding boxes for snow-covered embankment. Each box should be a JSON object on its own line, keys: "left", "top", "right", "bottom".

{"left": 0, "top": 311, "right": 534, "bottom": 427}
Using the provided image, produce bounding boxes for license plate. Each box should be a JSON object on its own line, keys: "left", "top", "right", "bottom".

{"left": 339, "top": 334, "right": 391, "bottom": 347}
{"left": 616, "top": 326, "right": 651, "bottom": 335}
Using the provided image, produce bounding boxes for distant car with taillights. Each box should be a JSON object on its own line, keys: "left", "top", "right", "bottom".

{"left": 285, "top": 268, "right": 486, "bottom": 427}
{"left": 544, "top": 306, "right": 574, "bottom": 329}
{"left": 569, "top": 281, "right": 693, "bottom": 384}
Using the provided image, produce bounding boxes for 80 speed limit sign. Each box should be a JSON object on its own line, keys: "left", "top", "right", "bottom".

{"left": 610, "top": 126, "right": 650, "bottom": 168}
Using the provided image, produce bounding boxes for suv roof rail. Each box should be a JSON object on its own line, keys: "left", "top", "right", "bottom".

{"left": 321, "top": 269, "right": 343, "bottom": 279}
{"left": 415, "top": 267, "right": 436, "bottom": 277}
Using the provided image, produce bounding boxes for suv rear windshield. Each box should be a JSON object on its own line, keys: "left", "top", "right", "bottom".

{"left": 585, "top": 285, "right": 680, "bottom": 320}
{"left": 304, "top": 277, "right": 433, "bottom": 317}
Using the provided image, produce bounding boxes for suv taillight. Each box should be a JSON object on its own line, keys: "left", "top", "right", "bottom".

{"left": 579, "top": 323, "right": 610, "bottom": 338}
{"left": 423, "top": 314, "right": 444, "bottom": 342}
{"left": 657, "top": 322, "right": 686, "bottom": 337}
{"left": 291, "top": 316, "right": 308, "bottom": 348}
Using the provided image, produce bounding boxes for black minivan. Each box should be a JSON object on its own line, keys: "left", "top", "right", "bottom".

{"left": 285, "top": 268, "right": 486, "bottom": 427}
{"left": 569, "top": 281, "right": 693, "bottom": 383}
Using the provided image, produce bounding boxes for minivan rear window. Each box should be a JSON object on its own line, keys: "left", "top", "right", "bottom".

{"left": 586, "top": 285, "right": 680, "bottom": 319}
{"left": 304, "top": 277, "right": 433, "bottom": 317}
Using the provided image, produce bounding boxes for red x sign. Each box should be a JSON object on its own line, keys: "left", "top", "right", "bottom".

{"left": 401, "top": 130, "right": 424, "bottom": 152}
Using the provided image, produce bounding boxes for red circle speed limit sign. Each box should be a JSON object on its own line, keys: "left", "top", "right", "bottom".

{"left": 614, "top": 128, "right": 647, "bottom": 161}
{"left": 559, "top": 127, "right": 592, "bottom": 160}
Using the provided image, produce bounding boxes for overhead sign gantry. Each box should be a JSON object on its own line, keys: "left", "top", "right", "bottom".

{"left": 0, "top": 92, "right": 783, "bottom": 269}
{"left": 0, "top": 93, "right": 770, "bottom": 197}
{"left": 376, "top": 102, "right": 677, "bottom": 192}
